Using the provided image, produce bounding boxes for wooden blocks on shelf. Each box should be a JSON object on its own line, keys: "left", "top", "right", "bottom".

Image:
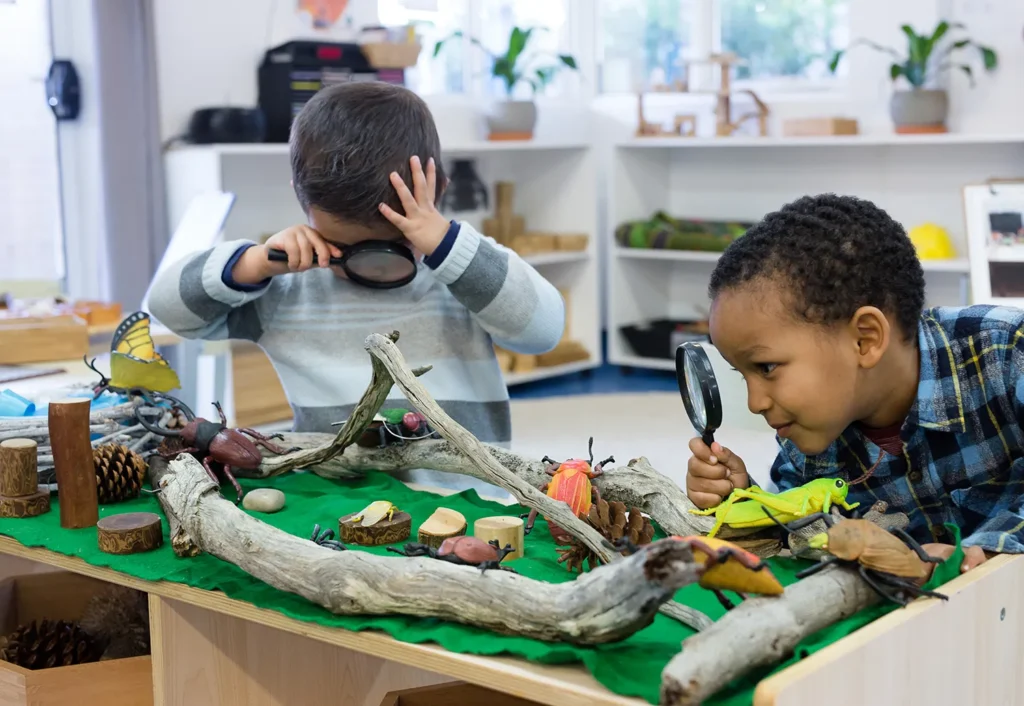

{"left": 781, "top": 117, "right": 858, "bottom": 137}
{"left": 0, "top": 315, "right": 89, "bottom": 365}
{"left": 537, "top": 341, "right": 590, "bottom": 367}
{"left": 48, "top": 398, "right": 99, "bottom": 529}
{"left": 473, "top": 516, "right": 525, "bottom": 561}
{"left": 97, "top": 512, "right": 164, "bottom": 554}
{"left": 417, "top": 508, "right": 467, "bottom": 549}
{"left": 483, "top": 181, "right": 525, "bottom": 248}
{"left": 0, "top": 439, "right": 49, "bottom": 519}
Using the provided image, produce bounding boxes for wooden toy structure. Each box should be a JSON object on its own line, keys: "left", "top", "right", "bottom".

{"left": 636, "top": 53, "right": 770, "bottom": 138}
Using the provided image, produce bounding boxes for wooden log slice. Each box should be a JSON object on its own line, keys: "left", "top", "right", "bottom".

{"left": 0, "top": 489, "right": 50, "bottom": 518}
{"left": 0, "top": 439, "right": 39, "bottom": 497}
{"left": 416, "top": 507, "right": 467, "bottom": 549}
{"left": 473, "top": 516, "right": 525, "bottom": 561}
{"left": 97, "top": 512, "right": 163, "bottom": 554}
{"left": 339, "top": 510, "right": 411, "bottom": 546}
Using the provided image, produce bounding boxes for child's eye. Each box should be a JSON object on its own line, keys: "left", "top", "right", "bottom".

{"left": 756, "top": 363, "right": 778, "bottom": 376}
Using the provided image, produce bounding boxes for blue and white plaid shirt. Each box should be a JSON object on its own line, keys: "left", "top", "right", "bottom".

{"left": 771, "top": 305, "right": 1024, "bottom": 552}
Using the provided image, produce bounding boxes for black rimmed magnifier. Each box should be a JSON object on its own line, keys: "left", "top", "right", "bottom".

{"left": 676, "top": 342, "right": 723, "bottom": 446}
{"left": 267, "top": 240, "right": 418, "bottom": 289}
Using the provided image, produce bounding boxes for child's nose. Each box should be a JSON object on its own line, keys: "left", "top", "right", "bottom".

{"left": 746, "top": 383, "right": 772, "bottom": 416}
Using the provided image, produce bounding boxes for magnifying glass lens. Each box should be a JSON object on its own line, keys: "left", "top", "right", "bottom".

{"left": 345, "top": 251, "right": 417, "bottom": 283}
{"left": 683, "top": 355, "right": 707, "bottom": 428}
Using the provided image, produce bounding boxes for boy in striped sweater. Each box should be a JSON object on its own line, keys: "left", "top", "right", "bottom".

{"left": 147, "top": 82, "right": 565, "bottom": 496}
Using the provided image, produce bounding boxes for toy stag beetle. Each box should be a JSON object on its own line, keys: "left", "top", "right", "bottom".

{"left": 764, "top": 508, "right": 949, "bottom": 607}
{"left": 139, "top": 401, "right": 297, "bottom": 504}
{"left": 388, "top": 537, "right": 518, "bottom": 574}
{"left": 522, "top": 437, "right": 614, "bottom": 543}
{"left": 690, "top": 477, "right": 861, "bottom": 538}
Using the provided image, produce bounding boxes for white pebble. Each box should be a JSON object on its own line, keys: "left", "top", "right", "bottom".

{"left": 242, "top": 488, "right": 286, "bottom": 513}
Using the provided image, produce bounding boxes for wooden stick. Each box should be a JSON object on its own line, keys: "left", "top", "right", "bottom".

{"left": 48, "top": 398, "right": 99, "bottom": 528}
{"left": 0, "top": 439, "right": 39, "bottom": 497}
{"left": 159, "top": 452, "right": 705, "bottom": 643}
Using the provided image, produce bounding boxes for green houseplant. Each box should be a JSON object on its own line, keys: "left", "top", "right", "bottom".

{"left": 434, "top": 26, "right": 578, "bottom": 139}
{"left": 830, "top": 21, "right": 997, "bottom": 133}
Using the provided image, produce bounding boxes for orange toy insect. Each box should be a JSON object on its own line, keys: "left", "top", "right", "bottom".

{"left": 523, "top": 437, "right": 614, "bottom": 543}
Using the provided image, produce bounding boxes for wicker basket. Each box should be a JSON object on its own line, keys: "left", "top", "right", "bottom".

{"left": 360, "top": 42, "right": 422, "bottom": 69}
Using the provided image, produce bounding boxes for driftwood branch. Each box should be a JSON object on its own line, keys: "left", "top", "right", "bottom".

{"left": 147, "top": 454, "right": 200, "bottom": 558}
{"left": 157, "top": 452, "right": 705, "bottom": 643}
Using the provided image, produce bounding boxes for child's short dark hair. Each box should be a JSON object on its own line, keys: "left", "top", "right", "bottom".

{"left": 709, "top": 194, "right": 925, "bottom": 340}
{"left": 289, "top": 82, "right": 446, "bottom": 230}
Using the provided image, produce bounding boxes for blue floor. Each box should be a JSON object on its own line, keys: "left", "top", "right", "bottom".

{"left": 508, "top": 335, "right": 679, "bottom": 400}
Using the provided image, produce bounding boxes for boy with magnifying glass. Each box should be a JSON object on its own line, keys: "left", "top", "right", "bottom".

{"left": 148, "top": 82, "right": 565, "bottom": 496}
{"left": 685, "top": 193, "right": 1024, "bottom": 575}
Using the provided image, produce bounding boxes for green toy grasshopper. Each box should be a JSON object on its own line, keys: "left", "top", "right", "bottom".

{"left": 690, "top": 478, "right": 860, "bottom": 538}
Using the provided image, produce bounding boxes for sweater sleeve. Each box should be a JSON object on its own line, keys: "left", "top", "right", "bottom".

{"left": 426, "top": 222, "right": 565, "bottom": 354}
{"left": 145, "top": 240, "right": 282, "bottom": 343}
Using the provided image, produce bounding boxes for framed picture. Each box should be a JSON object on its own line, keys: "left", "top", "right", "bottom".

{"left": 963, "top": 182, "right": 1024, "bottom": 308}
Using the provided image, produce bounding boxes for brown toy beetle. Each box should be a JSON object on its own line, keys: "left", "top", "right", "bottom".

{"left": 388, "top": 536, "right": 518, "bottom": 574}
{"left": 765, "top": 508, "right": 949, "bottom": 607}
{"left": 139, "top": 401, "right": 297, "bottom": 503}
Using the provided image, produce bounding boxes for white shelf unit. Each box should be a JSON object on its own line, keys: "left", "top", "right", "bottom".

{"left": 607, "top": 137, "right": 1024, "bottom": 371}
{"left": 164, "top": 141, "right": 601, "bottom": 391}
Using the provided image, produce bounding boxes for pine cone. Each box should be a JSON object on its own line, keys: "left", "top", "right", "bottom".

{"left": 93, "top": 444, "right": 147, "bottom": 504}
{"left": 0, "top": 620, "right": 101, "bottom": 670}
{"left": 556, "top": 499, "right": 655, "bottom": 573}
{"left": 79, "top": 585, "right": 150, "bottom": 660}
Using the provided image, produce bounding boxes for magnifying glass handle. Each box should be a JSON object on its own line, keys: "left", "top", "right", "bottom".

{"left": 702, "top": 431, "right": 715, "bottom": 448}
{"left": 267, "top": 248, "right": 344, "bottom": 267}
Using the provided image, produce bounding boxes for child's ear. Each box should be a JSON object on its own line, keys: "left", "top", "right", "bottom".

{"left": 849, "top": 306, "right": 890, "bottom": 369}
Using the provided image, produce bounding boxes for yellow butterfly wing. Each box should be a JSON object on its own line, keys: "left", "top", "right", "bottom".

{"left": 107, "top": 311, "right": 181, "bottom": 393}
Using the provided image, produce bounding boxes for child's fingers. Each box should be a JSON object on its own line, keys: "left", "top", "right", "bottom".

{"left": 378, "top": 202, "right": 408, "bottom": 228}
{"left": 961, "top": 545, "right": 988, "bottom": 573}
{"left": 425, "top": 157, "right": 437, "bottom": 203}
{"left": 409, "top": 156, "right": 429, "bottom": 206}
{"left": 296, "top": 231, "right": 314, "bottom": 271}
{"left": 311, "top": 235, "right": 333, "bottom": 268}
{"left": 389, "top": 171, "right": 418, "bottom": 215}
{"left": 688, "top": 436, "right": 717, "bottom": 464}
{"left": 688, "top": 489, "right": 726, "bottom": 511}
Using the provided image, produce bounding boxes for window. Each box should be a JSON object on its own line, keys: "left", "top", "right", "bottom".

{"left": 380, "top": 0, "right": 573, "bottom": 98}
{"left": 598, "top": 0, "right": 848, "bottom": 93}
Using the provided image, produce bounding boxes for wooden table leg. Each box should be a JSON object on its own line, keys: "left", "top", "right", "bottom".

{"left": 149, "top": 595, "right": 447, "bottom": 706}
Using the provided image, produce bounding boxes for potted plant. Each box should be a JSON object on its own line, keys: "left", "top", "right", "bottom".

{"left": 434, "top": 26, "right": 578, "bottom": 140}
{"left": 830, "top": 21, "right": 997, "bottom": 134}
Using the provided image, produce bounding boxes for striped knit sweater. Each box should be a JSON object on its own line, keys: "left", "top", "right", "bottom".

{"left": 146, "top": 221, "right": 565, "bottom": 495}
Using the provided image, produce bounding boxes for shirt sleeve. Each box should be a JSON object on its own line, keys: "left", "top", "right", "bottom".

{"left": 425, "top": 221, "right": 565, "bottom": 354}
{"left": 769, "top": 437, "right": 805, "bottom": 492}
{"left": 961, "top": 328, "right": 1024, "bottom": 553}
{"left": 145, "top": 240, "right": 283, "bottom": 343}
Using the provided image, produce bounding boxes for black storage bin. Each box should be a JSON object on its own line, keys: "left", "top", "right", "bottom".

{"left": 620, "top": 320, "right": 709, "bottom": 360}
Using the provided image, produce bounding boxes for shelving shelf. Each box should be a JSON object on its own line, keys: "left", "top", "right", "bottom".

{"left": 614, "top": 247, "right": 970, "bottom": 272}
{"left": 617, "top": 133, "right": 1024, "bottom": 149}
{"left": 167, "top": 140, "right": 591, "bottom": 158}
{"left": 504, "top": 359, "right": 596, "bottom": 386}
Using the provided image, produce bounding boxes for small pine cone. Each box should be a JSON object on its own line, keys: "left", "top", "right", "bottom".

{"left": 1, "top": 620, "right": 100, "bottom": 670}
{"left": 93, "top": 444, "right": 147, "bottom": 504}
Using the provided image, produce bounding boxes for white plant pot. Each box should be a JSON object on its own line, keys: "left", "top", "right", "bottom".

{"left": 485, "top": 100, "right": 537, "bottom": 140}
{"left": 889, "top": 89, "right": 949, "bottom": 133}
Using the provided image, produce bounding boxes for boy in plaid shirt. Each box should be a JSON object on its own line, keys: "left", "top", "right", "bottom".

{"left": 686, "top": 193, "right": 1024, "bottom": 575}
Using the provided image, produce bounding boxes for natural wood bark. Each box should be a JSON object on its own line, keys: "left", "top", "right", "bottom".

{"left": 159, "top": 452, "right": 707, "bottom": 644}
{"left": 660, "top": 565, "right": 880, "bottom": 705}
{"left": 97, "top": 512, "right": 163, "bottom": 554}
{"left": 0, "top": 439, "right": 39, "bottom": 496}
{"left": 48, "top": 398, "right": 99, "bottom": 528}
{"left": 146, "top": 454, "right": 200, "bottom": 558}
{"left": 0, "top": 490, "right": 50, "bottom": 518}
{"left": 472, "top": 516, "right": 524, "bottom": 560}
{"left": 339, "top": 511, "right": 412, "bottom": 546}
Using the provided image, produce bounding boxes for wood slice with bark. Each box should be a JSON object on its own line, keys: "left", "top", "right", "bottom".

{"left": 417, "top": 508, "right": 467, "bottom": 549}
{"left": 0, "top": 490, "right": 50, "bottom": 518}
{"left": 97, "top": 512, "right": 163, "bottom": 554}
{"left": 0, "top": 439, "right": 39, "bottom": 497}
{"left": 339, "top": 511, "right": 412, "bottom": 546}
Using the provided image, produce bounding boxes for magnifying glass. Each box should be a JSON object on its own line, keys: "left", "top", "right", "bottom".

{"left": 676, "top": 342, "right": 723, "bottom": 447}
{"left": 267, "top": 240, "right": 418, "bottom": 289}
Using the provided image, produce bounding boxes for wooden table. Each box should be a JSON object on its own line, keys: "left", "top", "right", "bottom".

{"left": 0, "top": 535, "right": 1019, "bottom": 706}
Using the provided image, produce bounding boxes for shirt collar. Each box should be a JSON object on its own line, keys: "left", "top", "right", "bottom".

{"left": 909, "top": 313, "right": 966, "bottom": 433}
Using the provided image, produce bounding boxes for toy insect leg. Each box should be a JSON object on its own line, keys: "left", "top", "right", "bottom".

{"left": 871, "top": 569, "right": 949, "bottom": 602}
{"left": 728, "top": 488, "right": 804, "bottom": 516}
{"left": 492, "top": 541, "right": 516, "bottom": 563}
{"left": 795, "top": 556, "right": 839, "bottom": 579}
{"left": 310, "top": 524, "right": 346, "bottom": 551}
{"left": 211, "top": 401, "right": 228, "bottom": 426}
{"left": 613, "top": 537, "right": 641, "bottom": 555}
{"left": 711, "top": 589, "right": 737, "bottom": 611}
{"left": 761, "top": 507, "right": 834, "bottom": 532}
{"left": 160, "top": 447, "right": 201, "bottom": 459}
{"left": 890, "top": 528, "right": 943, "bottom": 563}
{"left": 239, "top": 430, "right": 295, "bottom": 456}
{"left": 522, "top": 508, "right": 539, "bottom": 535}
{"left": 387, "top": 543, "right": 435, "bottom": 558}
{"left": 478, "top": 560, "right": 519, "bottom": 575}
{"left": 217, "top": 461, "right": 244, "bottom": 504}
{"left": 857, "top": 565, "right": 908, "bottom": 606}
{"left": 593, "top": 456, "right": 615, "bottom": 475}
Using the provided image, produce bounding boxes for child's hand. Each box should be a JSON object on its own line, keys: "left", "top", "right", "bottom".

{"left": 920, "top": 543, "right": 989, "bottom": 575}
{"left": 378, "top": 156, "right": 449, "bottom": 256}
{"left": 686, "top": 438, "right": 749, "bottom": 509}
{"left": 261, "top": 225, "right": 341, "bottom": 275}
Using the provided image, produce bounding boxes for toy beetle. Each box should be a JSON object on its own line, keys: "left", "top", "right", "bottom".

{"left": 616, "top": 535, "right": 784, "bottom": 611}
{"left": 763, "top": 508, "right": 949, "bottom": 607}
{"left": 332, "top": 408, "right": 439, "bottom": 448}
{"left": 522, "top": 437, "right": 614, "bottom": 543}
{"left": 690, "top": 477, "right": 861, "bottom": 538}
{"left": 388, "top": 537, "right": 518, "bottom": 574}
{"left": 139, "top": 401, "right": 298, "bottom": 504}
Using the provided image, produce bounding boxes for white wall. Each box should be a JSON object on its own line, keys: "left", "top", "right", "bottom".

{"left": 152, "top": 0, "right": 380, "bottom": 141}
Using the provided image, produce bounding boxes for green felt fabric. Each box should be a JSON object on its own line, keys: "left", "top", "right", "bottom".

{"left": 0, "top": 472, "right": 961, "bottom": 705}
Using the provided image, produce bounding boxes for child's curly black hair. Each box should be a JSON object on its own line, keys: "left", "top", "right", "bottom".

{"left": 709, "top": 194, "right": 925, "bottom": 341}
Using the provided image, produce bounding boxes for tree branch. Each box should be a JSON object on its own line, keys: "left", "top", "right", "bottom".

{"left": 158, "top": 452, "right": 706, "bottom": 644}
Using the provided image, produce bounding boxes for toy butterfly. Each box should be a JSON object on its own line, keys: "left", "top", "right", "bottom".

{"left": 86, "top": 311, "right": 181, "bottom": 398}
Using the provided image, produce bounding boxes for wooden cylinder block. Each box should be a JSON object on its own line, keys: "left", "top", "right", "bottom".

{"left": 416, "top": 508, "right": 467, "bottom": 549}
{"left": 0, "top": 490, "right": 50, "bottom": 518}
{"left": 473, "top": 516, "right": 525, "bottom": 561}
{"left": 97, "top": 512, "right": 163, "bottom": 554}
{"left": 0, "top": 438, "right": 39, "bottom": 497}
{"left": 49, "top": 398, "right": 99, "bottom": 529}
{"left": 339, "top": 511, "right": 411, "bottom": 546}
